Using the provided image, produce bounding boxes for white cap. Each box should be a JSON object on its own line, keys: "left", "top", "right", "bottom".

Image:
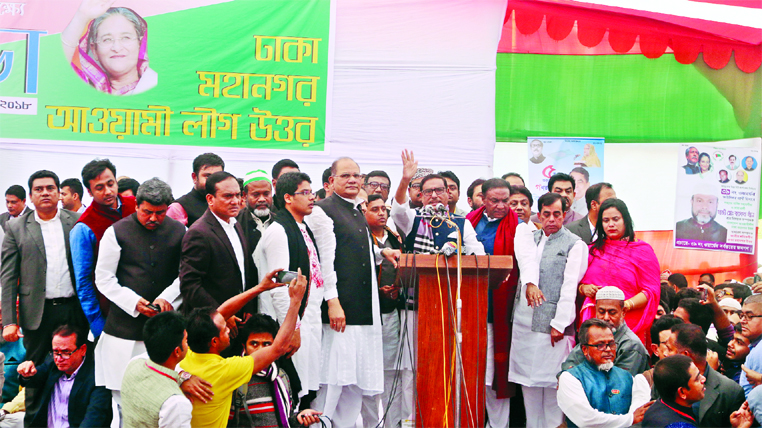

{"left": 719, "top": 298, "right": 742, "bottom": 311}
{"left": 596, "top": 286, "right": 626, "bottom": 301}
{"left": 243, "top": 169, "right": 272, "bottom": 186}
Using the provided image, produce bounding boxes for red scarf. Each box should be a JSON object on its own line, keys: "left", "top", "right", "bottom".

{"left": 466, "top": 206, "right": 520, "bottom": 399}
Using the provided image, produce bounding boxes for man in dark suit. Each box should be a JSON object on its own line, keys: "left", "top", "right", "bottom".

{"left": 566, "top": 182, "right": 616, "bottom": 245}
{"left": 0, "top": 185, "right": 31, "bottom": 232}
{"left": 666, "top": 323, "right": 745, "bottom": 427}
{"left": 1, "top": 170, "right": 86, "bottom": 366}
{"left": 18, "top": 324, "right": 112, "bottom": 428}
{"left": 180, "top": 171, "right": 257, "bottom": 335}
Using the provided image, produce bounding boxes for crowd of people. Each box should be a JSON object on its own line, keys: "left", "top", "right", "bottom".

{"left": 0, "top": 150, "right": 762, "bottom": 428}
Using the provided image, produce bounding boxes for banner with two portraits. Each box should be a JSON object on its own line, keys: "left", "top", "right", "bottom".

{"left": 674, "top": 144, "right": 760, "bottom": 254}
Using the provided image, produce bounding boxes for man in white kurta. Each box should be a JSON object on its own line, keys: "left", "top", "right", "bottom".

{"left": 255, "top": 172, "right": 324, "bottom": 400}
{"left": 509, "top": 193, "right": 588, "bottom": 428}
{"left": 304, "top": 158, "right": 399, "bottom": 428}
{"left": 93, "top": 179, "right": 184, "bottom": 409}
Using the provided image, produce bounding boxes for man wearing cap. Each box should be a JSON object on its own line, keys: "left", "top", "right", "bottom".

{"left": 675, "top": 190, "right": 727, "bottom": 243}
{"left": 237, "top": 169, "right": 275, "bottom": 261}
{"left": 407, "top": 167, "right": 432, "bottom": 209}
{"left": 559, "top": 286, "right": 650, "bottom": 377}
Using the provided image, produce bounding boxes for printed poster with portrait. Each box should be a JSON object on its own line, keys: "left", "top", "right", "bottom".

{"left": 0, "top": 0, "right": 334, "bottom": 151}
{"left": 673, "top": 144, "right": 760, "bottom": 254}
{"left": 527, "top": 137, "right": 605, "bottom": 217}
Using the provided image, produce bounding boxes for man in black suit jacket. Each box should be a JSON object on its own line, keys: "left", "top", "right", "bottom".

{"left": 566, "top": 182, "right": 616, "bottom": 245}
{"left": 180, "top": 171, "right": 257, "bottom": 331}
{"left": 18, "top": 324, "right": 112, "bottom": 428}
{"left": 0, "top": 184, "right": 31, "bottom": 232}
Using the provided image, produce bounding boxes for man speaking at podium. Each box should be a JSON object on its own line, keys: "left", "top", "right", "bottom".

{"left": 465, "top": 178, "right": 520, "bottom": 428}
{"left": 510, "top": 192, "right": 589, "bottom": 428}
{"left": 390, "top": 150, "right": 484, "bottom": 255}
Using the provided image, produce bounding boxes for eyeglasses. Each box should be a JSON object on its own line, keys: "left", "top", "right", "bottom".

{"left": 50, "top": 345, "right": 82, "bottom": 359}
{"left": 739, "top": 312, "right": 762, "bottom": 321}
{"left": 409, "top": 183, "right": 421, "bottom": 190}
{"left": 96, "top": 35, "right": 138, "bottom": 47}
{"left": 333, "top": 173, "right": 362, "bottom": 181}
{"left": 422, "top": 187, "right": 446, "bottom": 196}
{"left": 291, "top": 190, "right": 314, "bottom": 198}
{"left": 365, "top": 182, "right": 390, "bottom": 191}
{"left": 582, "top": 341, "right": 617, "bottom": 351}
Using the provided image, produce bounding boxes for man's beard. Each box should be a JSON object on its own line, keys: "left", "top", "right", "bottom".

{"left": 253, "top": 207, "right": 270, "bottom": 217}
{"left": 597, "top": 361, "right": 614, "bottom": 371}
{"left": 694, "top": 212, "right": 714, "bottom": 225}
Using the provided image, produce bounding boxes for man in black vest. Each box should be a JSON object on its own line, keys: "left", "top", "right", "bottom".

{"left": 305, "top": 158, "right": 400, "bottom": 428}
{"left": 93, "top": 178, "right": 189, "bottom": 410}
{"left": 237, "top": 169, "right": 274, "bottom": 262}
{"left": 257, "top": 171, "right": 323, "bottom": 408}
{"left": 167, "top": 153, "right": 224, "bottom": 227}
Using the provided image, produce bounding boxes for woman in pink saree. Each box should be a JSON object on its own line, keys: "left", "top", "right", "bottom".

{"left": 62, "top": 0, "right": 157, "bottom": 95}
{"left": 578, "top": 198, "right": 661, "bottom": 346}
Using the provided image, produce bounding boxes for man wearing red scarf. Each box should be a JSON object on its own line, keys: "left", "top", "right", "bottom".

{"left": 71, "top": 159, "right": 136, "bottom": 338}
{"left": 465, "top": 178, "right": 520, "bottom": 428}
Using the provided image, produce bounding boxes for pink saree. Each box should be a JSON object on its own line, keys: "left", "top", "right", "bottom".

{"left": 578, "top": 239, "right": 661, "bottom": 346}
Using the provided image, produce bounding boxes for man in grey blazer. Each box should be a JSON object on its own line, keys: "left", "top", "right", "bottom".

{"left": 566, "top": 182, "right": 616, "bottom": 245}
{"left": 1, "top": 170, "right": 87, "bottom": 366}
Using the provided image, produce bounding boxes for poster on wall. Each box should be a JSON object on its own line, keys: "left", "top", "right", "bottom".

{"left": 673, "top": 144, "right": 760, "bottom": 254}
{"left": 0, "top": 0, "right": 334, "bottom": 151}
{"left": 527, "top": 137, "right": 604, "bottom": 217}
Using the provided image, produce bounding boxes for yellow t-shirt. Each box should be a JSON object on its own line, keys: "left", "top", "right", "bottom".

{"left": 179, "top": 350, "right": 254, "bottom": 428}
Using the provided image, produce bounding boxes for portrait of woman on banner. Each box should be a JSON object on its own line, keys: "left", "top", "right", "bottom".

{"left": 574, "top": 143, "right": 601, "bottom": 168}
{"left": 698, "top": 152, "right": 713, "bottom": 178}
{"left": 62, "top": 0, "right": 157, "bottom": 96}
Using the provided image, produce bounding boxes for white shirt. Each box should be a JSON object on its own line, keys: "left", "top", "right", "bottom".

{"left": 159, "top": 395, "right": 193, "bottom": 428}
{"left": 558, "top": 370, "right": 651, "bottom": 428}
{"left": 389, "top": 198, "right": 485, "bottom": 255}
{"left": 587, "top": 216, "right": 597, "bottom": 241}
{"left": 34, "top": 209, "right": 75, "bottom": 299}
{"left": 212, "top": 212, "right": 246, "bottom": 291}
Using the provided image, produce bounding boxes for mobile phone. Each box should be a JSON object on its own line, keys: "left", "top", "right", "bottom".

{"left": 700, "top": 288, "right": 708, "bottom": 301}
{"left": 276, "top": 270, "right": 299, "bottom": 284}
{"left": 147, "top": 303, "right": 161, "bottom": 312}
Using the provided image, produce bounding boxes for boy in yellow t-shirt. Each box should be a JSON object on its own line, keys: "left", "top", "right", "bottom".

{"left": 180, "top": 269, "right": 306, "bottom": 428}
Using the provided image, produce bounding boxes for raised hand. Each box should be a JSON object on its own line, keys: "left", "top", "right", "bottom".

{"left": 401, "top": 150, "right": 418, "bottom": 181}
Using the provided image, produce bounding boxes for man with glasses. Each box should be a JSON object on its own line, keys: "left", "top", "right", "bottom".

{"left": 18, "top": 325, "right": 112, "bottom": 428}
{"left": 256, "top": 172, "right": 324, "bottom": 409}
{"left": 464, "top": 178, "right": 520, "bottom": 428}
{"left": 391, "top": 150, "right": 484, "bottom": 255}
{"left": 406, "top": 168, "right": 432, "bottom": 209}
{"left": 739, "top": 295, "right": 762, "bottom": 396}
{"left": 558, "top": 318, "right": 652, "bottom": 428}
{"left": 305, "top": 157, "right": 400, "bottom": 428}
{"left": 439, "top": 171, "right": 468, "bottom": 216}
{"left": 363, "top": 171, "right": 392, "bottom": 202}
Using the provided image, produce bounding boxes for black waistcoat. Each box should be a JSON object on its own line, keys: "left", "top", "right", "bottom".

{"left": 273, "top": 209, "right": 319, "bottom": 319}
{"left": 175, "top": 188, "right": 208, "bottom": 227}
{"left": 103, "top": 214, "right": 186, "bottom": 340}
{"left": 374, "top": 229, "right": 403, "bottom": 314}
{"left": 316, "top": 194, "right": 374, "bottom": 325}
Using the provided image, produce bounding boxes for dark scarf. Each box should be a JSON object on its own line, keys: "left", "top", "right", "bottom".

{"left": 466, "top": 205, "right": 520, "bottom": 399}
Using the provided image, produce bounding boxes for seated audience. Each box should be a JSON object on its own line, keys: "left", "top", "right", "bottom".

{"left": 561, "top": 287, "right": 649, "bottom": 376}
{"left": 121, "top": 311, "right": 194, "bottom": 428}
{"left": 642, "top": 354, "right": 705, "bottom": 428}
{"left": 17, "top": 325, "right": 112, "bottom": 428}
{"left": 557, "top": 319, "right": 652, "bottom": 428}
{"left": 228, "top": 314, "right": 322, "bottom": 427}
{"left": 179, "top": 269, "right": 305, "bottom": 427}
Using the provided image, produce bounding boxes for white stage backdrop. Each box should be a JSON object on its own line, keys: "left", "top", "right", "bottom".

{"left": 0, "top": 0, "right": 507, "bottom": 212}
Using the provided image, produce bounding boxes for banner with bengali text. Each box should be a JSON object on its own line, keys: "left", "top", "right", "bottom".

{"left": 0, "top": 0, "right": 333, "bottom": 151}
{"left": 674, "top": 144, "right": 761, "bottom": 254}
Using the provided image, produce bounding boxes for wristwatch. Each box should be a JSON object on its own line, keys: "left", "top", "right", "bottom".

{"left": 179, "top": 370, "right": 192, "bottom": 385}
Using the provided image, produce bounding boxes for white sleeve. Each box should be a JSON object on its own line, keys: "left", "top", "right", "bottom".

{"left": 261, "top": 223, "right": 292, "bottom": 323}
{"left": 631, "top": 374, "right": 652, "bottom": 410}
{"left": 461, "top": 220, "right": 485, "bottom": 255}
{"left": 156, "top": 278, "right": 182, "bottom": 311}
{"left": 390, "top": 198, "right": 415, "bottom": 237}
{"left": 304, "top": 206, "right": 338, "bottom": 301}
{"left": 94, "top": 227, "right": 141, "bottom": 317}
{"left": 557, "top": 372, "right": 634, "bottom": 428}
{"left": 158, "top": 394, "right": 193, "bottom": 428}
{"left": 513, "top": 223, "right": 539, "bottom": 287}
{"left": 550, "top": 240, "right": 589, "bottom": 333}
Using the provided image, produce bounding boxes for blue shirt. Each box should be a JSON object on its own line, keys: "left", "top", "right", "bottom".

{"left": 474, "top": 215, "right": 500, "bottom": 323}
{"left": 741, "top": 336, "right": 762, "bottom": 397}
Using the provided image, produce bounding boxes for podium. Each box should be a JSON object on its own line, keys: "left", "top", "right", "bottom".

{"left": 398, "top": 254, "right": 513, "bottom": 428}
